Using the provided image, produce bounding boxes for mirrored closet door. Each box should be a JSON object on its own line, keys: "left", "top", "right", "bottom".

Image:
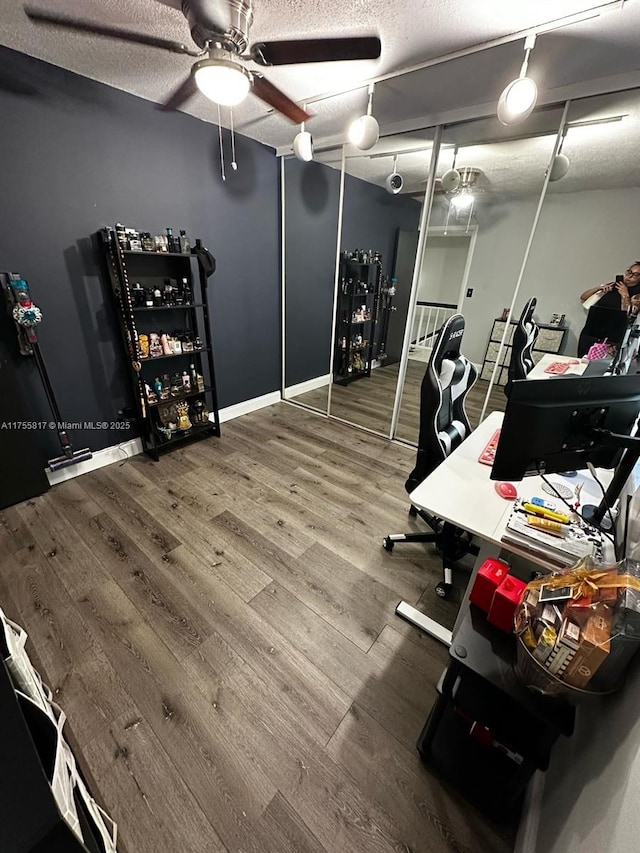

{"left": 327, "top": 130, "right": 433, "bottom": 436}
{"left": 282, "top": 151, "right": 342, "bottom": 414}
{"left": 394, "top": 106, "right": 566, "bottom": 442}
{"left": 514, "top": 89, "right": 640, "bottom": 367}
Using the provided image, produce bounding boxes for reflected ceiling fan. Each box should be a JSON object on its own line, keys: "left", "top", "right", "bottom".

{"left": 24, "top": 0, "right": 381, "bottom": 123}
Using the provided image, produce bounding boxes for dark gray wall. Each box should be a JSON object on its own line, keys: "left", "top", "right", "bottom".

{"left": 284, "top": 161, "right": 421, "bottom": 386}
{"left": 0, "top": 46, "right": 280, "bottom": 456}
{"left": 284, "top": 159, "right": 341, "bottom": 387}
{"left": 341, "top": 173, "right": 420, "bottom": 277}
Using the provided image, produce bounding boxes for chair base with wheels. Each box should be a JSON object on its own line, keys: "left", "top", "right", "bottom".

{"left": 383, "top": 505, "right": 476, "bottom": 599}
{"left": 383, "top": 314, "right": 478, "bottom": 645}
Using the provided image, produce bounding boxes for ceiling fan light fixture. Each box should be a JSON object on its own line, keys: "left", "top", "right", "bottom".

{"left": 194, "top": 58, "right": 252, "bottom": 107}
{"left": 450, "top": 188, "right": 474, "bottom": 210}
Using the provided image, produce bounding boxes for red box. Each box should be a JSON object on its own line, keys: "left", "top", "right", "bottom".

{"left": 488, "top": 575, "right": 528, "bottom": 633}
{"left": 469, "top": 558, "right": 510, "bottom": 612}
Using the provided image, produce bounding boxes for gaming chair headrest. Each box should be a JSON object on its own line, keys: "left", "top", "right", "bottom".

{"left": 430, "top": 313, "right": 466, "bottom": 375}
{"left": 520, "top": 297, "right": 537, "bottom": 325}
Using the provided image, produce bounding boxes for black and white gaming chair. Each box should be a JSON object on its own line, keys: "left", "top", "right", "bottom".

{"left": 383, "top": 314, "right": 478, "bottom": 622}
{"left": 505, "top": 297, "right": 538, "bottom": 395}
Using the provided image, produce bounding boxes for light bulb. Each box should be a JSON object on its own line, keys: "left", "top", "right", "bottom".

{"left": 497, "top": 76, "right": 537, "bottom": 125}
{"left": 194, "top": 61, "right": 251, "bottom": 107}
{"left": 451, "top": 190, "right": 474, "bottom": 210}
{"left": 348, "top": 114, "right": 380, "bottom": 150}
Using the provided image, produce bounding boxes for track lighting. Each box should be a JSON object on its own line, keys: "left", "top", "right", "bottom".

{"left": 293, "top": 114, "right": 314, "bottom": 162}
{"left": 385, "top": 155, "right": 403, "bottom": 194}
{"left": 549, "top": 152, "right": 570, "bottom": 182}
{"left": 348, "top": 83, "right": 380, "bottom": 150}
{"left": 497, "top": 34, "right": 538, "bottom": 126}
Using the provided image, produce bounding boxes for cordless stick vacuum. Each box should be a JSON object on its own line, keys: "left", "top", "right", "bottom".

{"left": 1, "top": 272, "right": 93, "bottom": 471}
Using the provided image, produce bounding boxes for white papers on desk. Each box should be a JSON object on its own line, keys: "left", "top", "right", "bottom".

{"left": 502, "top": 502, "right": 603, "bottom": 567}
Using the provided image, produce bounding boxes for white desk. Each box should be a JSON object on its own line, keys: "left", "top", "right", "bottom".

{"left": 527, "top": 353, "right": 586, "bottom": 380}
{"left": 398, "top": 411, "right": 612, "bottom": 644}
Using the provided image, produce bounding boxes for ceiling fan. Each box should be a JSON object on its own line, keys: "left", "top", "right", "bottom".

{"left": 24, "top": 0, "right": 381, "bottom": 124}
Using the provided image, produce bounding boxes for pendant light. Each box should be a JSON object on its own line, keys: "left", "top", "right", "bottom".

{"left": 497, "top": 34, "right": 538, "bottom": 126}
{"left": 293, "top": 106, "right": 314, "bottom": 161}
{"left": 348, "top": 83, "right": 380, "bottom": 151}
{"left": 549, "top": 126, "right": 570, "bottom": 182}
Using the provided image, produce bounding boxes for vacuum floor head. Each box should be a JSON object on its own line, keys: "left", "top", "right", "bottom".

{"left": 48, "top": 448, "right": 93, "bottom": 472}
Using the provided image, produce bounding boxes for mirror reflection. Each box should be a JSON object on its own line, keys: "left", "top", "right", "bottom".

{"left": 283, "top": 151, "right": 342, "bottom": 414}
{"left": 394, "top": 108, "right": 565, "bottom": 444}
{"left": 328, "top": 132, "right": 432, "bottom": 435}
{"left": 518, "top": 89, "right": 640, "bottom": 376}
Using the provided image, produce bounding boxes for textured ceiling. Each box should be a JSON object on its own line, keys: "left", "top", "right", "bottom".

{"left": 1, "top": 0, "right": 639, "bottom": 154}
{"left": 315, "top": 87, "right": 640, "bottom": 203}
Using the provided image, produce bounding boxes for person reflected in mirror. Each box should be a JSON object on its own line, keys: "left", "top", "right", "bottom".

{"left": 580, "top": 262, "right": 640, "bottom": 311}
{"left": 578, "top": 262, "right": 640, "bottom": 356}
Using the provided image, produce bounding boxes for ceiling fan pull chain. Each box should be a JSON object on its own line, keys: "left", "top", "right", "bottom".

{"left": 230, "top": 107, "right": 238, "bottom": 171}
{"left": 217, "top": 103, "right": 226, "bottom": 182}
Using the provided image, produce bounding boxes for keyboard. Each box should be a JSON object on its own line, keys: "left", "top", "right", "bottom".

{"left": 478, "top": 429, "right": 501, "bottom": 466}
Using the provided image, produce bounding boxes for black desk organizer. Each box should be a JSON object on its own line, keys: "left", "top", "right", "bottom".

{"left": 417, "top": 606, "right": 575, "bottom": 818}
{"left": 99, "top": 228, "right": 221, "bottom": 461}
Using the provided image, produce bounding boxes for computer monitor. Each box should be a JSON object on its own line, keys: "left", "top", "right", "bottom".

{"left": 491, "top": 374, "right": 640, "bottom": 482}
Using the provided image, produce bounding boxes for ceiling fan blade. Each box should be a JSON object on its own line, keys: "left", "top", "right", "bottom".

{"left": 161, "top": 74, "right": 199, "bottom": 111}
{"left": 251, "top": 36, "right": 381, "bottom": 67}
{"left": 251, "top": 76, "right": 311, "bottom": 124}
{"left": 24, "top": 7, "right": 201, "bottom": 56}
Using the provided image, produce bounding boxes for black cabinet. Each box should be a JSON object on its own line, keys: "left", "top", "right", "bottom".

{"left": 333, "top": 256, "right": 382, "bottom": 385}
{"left": 418, "top": 607, "right": 574, "bottom": 819}
{"left": 99, "top": 228, "right": 220, "bottom": 460}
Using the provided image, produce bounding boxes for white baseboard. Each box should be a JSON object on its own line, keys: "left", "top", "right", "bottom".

{"left": 45, "top": 390, "right": 283, "bottom": 485}
{"left": 284, "top": 374, "right": 331, "bottom": 399}
{"left": 218, "top": 390, "right": 281, "bottom": 423}
{"left": 46, "top": 437, "right": 144, "bottom": 486}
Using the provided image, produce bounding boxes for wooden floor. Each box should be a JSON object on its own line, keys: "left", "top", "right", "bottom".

{"left": 0, "top": 404, "right": 516, "bottom": 853}
{"left": 290, "top": 361, "right": 507, "bottom": 441}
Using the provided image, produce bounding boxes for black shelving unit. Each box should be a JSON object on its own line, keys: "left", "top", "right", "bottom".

{"left": 100, "top": 227, "right": 221, "bottom": 460}
{"left": 333, "top": 255, "right": 382, "bottom": 385}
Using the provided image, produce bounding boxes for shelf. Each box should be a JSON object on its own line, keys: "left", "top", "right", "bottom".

{"left": 146, "top": 385, "right": 213, "bottom": 408}
{"left": 138, "top": 347, "right": 208, "bottom": 363}
{"left": 340, "top": 345, "right": 371, "bottom": 352}
{"left": 124, "top": 250, "right": 192, "bottom": 258}
{"left": 132, "top": 303, "right": 203, "bottom": 311}
{"left": 156, "top": 420, "right": 216, "bottom": 440}
{"left": 343, "top": 318, "right": 372, "bottom": 324}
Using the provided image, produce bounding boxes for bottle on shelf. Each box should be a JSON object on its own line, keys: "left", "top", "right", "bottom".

{"left": 153, "top": 287, "right": 163, "bottom": 307}
{"left": 160, "top": 332, "right": 172, "bottom": 356}
{"left": 182, "top": 370, "right": 191, "bottom": 392}
{"left": 166, "top": 227, "right": 177, "bottom": 253}
{"left": 181, "top": 277, "right": 192, "bottom": 303}
{"left": 179, "top": 230, "right": 191, "bottom": 254}
{"left": 132, "top": 282, "right": 144, "bottom": 307}
{"left": 142, "top": 232, "right": 155, "bottom": 252}
{"left": 189, "top": 363, "right": 198, "bottom": 387}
